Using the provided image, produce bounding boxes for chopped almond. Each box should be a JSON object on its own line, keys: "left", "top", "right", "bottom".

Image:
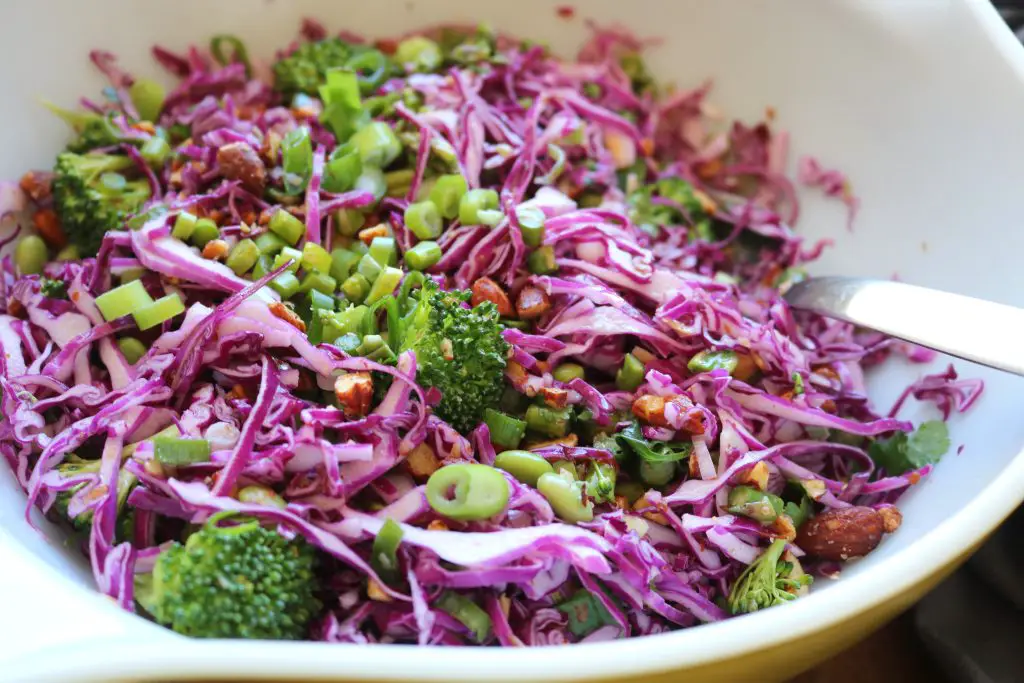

{"left": 526, "top": 433, "right": 579, "bottom": 450}
{"left": 632, "top": 394, "right": 668, "bottom": 427}
{"left": 471, "top": 277, "right": 513, "bottom": 317}
{"left": 32, "top": 209, "right": 67, "bottom": 249}
{"left": 367, "top": 579, "right": 392, "bottom": 602}
{"left": 19, "top": 171, "right": 52, "bottom": 203}
{"left": 268, "top": 301, "right": 306, "bottom": 332}
{"left": 334, "top": 372, "right": 373, "bottom": 418}
{"left": 498, "top": 595, "right": 512, "bottom": 618}
{"left": 540, "top": 387, "right": 569, "bottom": 409}
{"left": 132, "top": 121, "right": 156, "bottom": 134}
{"left": 427, "top": 520, "right": 449, "bottom": 532}
{"left": 732, "top": 353, "right": 758, "bottom": 381}
{"left": 878, "top": 506, "right": 903, "bottom": 534}
{"left": 358, "top": 223, "right": 391, "bottom": 245}
{"left": 693, "top": 189, "right": 718, "bottom": 214}
{"left": 614, "top": 495, "right": 630, "bottom": 511}
{"left": 770, "top": 513, "right": 797, "bottom": 542}
{"left": 515, "top": 285, "right": 550, "bottom": 320}
{"left": 143, "top": 459, "right": 166, "bottom": 478}
{"left": 227, "top": 384, "right": 248, "bottom": 400}
{"left": 737, "top": 461, "right": 769, "bottom": 491}
{"left": 405, "top": 443, "right": 441, "bottom": 480}
{"left": 201, "top": 239, "right": 230, "bottom": 260}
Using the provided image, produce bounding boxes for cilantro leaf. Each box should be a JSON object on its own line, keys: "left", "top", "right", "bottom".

{"left": 868, "top": 420, "right": 950, "bottom": 475}
{"left": 615, "top": 421, "right": 692, "bottom": 464}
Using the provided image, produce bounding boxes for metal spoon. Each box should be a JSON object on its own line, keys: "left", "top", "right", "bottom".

{"left": 783, "top": 276, "right": 1024, "bottom": 376}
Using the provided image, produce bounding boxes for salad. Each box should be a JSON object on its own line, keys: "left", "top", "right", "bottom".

{"left": 0, "top": 19, "right": 984, "bottom": 644}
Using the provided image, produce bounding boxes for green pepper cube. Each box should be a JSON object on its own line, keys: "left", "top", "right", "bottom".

{"left": 95, "top": 280, "right": 155, "bottom": 321}
{"left": 132, "top": 293, "right": 185, "bottom": 331}
{"left": 153, "top": 436, "right": 211, "bottom": 467}
{"left": 268, "top": 208, "right": 305, "bottom": 245}
{"left": 527, "top": 245, "right": 557, "bottom": 275}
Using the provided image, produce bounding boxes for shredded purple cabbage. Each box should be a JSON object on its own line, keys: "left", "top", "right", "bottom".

{"left": 0, "top": 18, "right": 981, "bottom": 645}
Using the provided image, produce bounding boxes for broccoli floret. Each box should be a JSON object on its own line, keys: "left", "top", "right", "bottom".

{"left": 726, "top": 539, "right": 812, "bottom": 615}
{"left": 272, "top": 38, "right": 356, "bottom": 98}
{"left": 51, "top": 152, "right": 151, "bottom": 255}
{"left": 44, "top": 102, "right": 125, "bottom": 153}
{"left": 399, "top": 282, "right": 509, "bottom": 433}
{"left": 134, "top": 515, "right": 322, "bottom": 639}
{"left": 52, "top": 457, "right": 136, "bottom": 533}
{"left": 39, "top": 278, "right": 68, "bottom": 299}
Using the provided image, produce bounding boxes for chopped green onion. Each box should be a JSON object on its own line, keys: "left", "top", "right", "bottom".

{"left": 356, "top": 252, "right": 383, "bottom": 282}
{"left": 552, "top": 363, "right": 585, "bottom": 384}
{"left": 368, "top": 236, "right": 397, "bottom": 267}
{"left": 345, "top": 49, "right": 392, "bottom": 95}
{"left": 132, "top": 293, "right": 185, "bottom": 331}
{"left": 557, "top": 589, "right": 616, "bottom": 638}
{"left": 14, "top": 235, "right": 47, "bottom": 276}
{"left": 525, "top": 404, "right": 571, "bottom": 438}
{"left": 365, "top": 267, "right": 403, "bottom": 304}
{"left": 171, "top": 212, "right": 198, "bottom": 241}
{"left": 341, "top": 273, "right": 370, "bottom": 303}
{"left": 308, "top": 288, "right": 336, "bottom": 312}
{"left": 527, "top": 245, "right": 557, "bottom": 274}
{"left": 394, "top": 36, "right": 443, "bottom": 73}
{"left": 329, "top": 248, "right": 360, "bottom": 282}
{"left": 117, "top": 337, "right": 147, "bottom": 364}
{"left": 55, "top": 245, "right": 80, "bottom": 262}
{"left": 355, "top": 166, "right": 387, "bottom": 200}
{"left": 404, "top": 240, "right": 441, "bottom": 271}
{"left": 153, "top": 436, "right": 211, "bottom": 467}
{"left": 385, "top": 169, "right": 414, "bottom": 198}
{"left": 727, "top": 486, "right": 784, "bottom": 524}
{"left": 268, "top": 209, "right": 305, "bottom": 245}
{"left": 348, "top": 239, "right": 369, "bottom": 256}
{"left": 128, "top": 79, "right": 166, "bottom": 122}
{"left": 225, "top": 239, "right": 259, "bottom": 276}
{"left": 300, "top": 271, "right": 337, "bottom": 295}
{"left": 516, "top": 205, "right": 546, "bottom": 247}
{"left": 301, "top": 241, "right": 333, "bottom": 273}
{"left": 429, "top": 174, "right": 468, "bottom": 219}
{"left": 209, "top": 34, "right": 251, "bottom": 76}
{"left": 483, "top": 408, "right": 526, "bottom": 450}
{"left": 140, "top": 136, "right": 171, "bottom": 166}
{"left": 688, "top": 350, "right": 739, "bottom": 375}
{"left": 273, "top": 246, "right": 303, "bottom": 274}
{"left": 269, "top": 271, "right": 302, "bottom": 299}
{"left": 349, "top": 121, "right": 402, "bottom": 168}
{"left": 616, "top": 353, "right": 645, "bottom": 391}
{"left": 252, "top": 254, "right": 271, "bottom": 280}
{"left": 254, "top": 230, "right": 286, "bottom": 255}
{"left": 371, "top": 518, "right": 404, "bottom": 583}
{"left": 332, "top": 332, "right": 362, "bottom": 352}
{"left": 281, "top": 126, "right": 313, "bottom": 195}
{"left": 334, "top": 208, "right": 365, "bottom": 236}
{"left": 95, "top": 280, "right": 154, "bottom": 321}
{"left": 322, "top": 149, "right": 362, "bottom": 193}
{"left": 404, "top": 200, "right": 442, "bottom": 240}
{"left": 319, "top": 68, "right": 366, "bottom": 142}
{"left": 190, "top": 218, "right": 220, "bottom": 248}
{"left": 458, "top": 189, "right": 500, "bottom": 226}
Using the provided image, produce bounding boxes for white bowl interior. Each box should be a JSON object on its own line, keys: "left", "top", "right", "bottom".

{"left": 1, "top": 1, "right": 1023, "bottom": 681}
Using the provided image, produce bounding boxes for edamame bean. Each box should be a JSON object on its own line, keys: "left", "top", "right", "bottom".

{"left": 493, "top": 450, "right": 554, "bottom": 487}
{"left": 15, "top": 235, "right": 47, "bottom": 275}
{"left": 237, "top": 484, "right": 286, "bottom": 509}
{"left": 537, "top": 470, "right": 594, "bottom": 523}
{"left": 426, "top": 463, "right": 509, "bottom": 521}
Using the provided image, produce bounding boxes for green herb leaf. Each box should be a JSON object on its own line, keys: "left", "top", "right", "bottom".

{"left": 868, "top": 420, "right": 950, "bottom": 475}
{"left": 615, "top": 421, "right": 692, "bottom": 464}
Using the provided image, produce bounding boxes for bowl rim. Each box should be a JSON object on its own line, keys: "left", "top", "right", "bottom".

{"left": 5, "top": 1, "right": 1024, "bottom": 681}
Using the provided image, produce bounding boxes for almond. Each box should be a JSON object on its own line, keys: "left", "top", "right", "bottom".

{"left": 471, "top": 277, "right": 513, "bottom": 317}
{"left": 216, "top": 141, "right": 266, "bottom": 194}
{"left": 20, "top": 171, "right": 52, "bottom": 203}
{"left": 515, "top": 285, "right": 550, "bottom": 320}
{"left": 268, "top": 301, "right": 306, "bottom": 332}
{"left": 334, "top": 372, "right": 373, "bottom": 418}
{"left": 32, "top": 209, "right": 67, "bottom": 249}
{"left": 797, "top": 506, "right": 886, "bottom": 561}
{"left": 540, "top": 386, "right": 569, "bottom": 408}
{"left": 632, "top": 394, "right": 668, "bottom": 426}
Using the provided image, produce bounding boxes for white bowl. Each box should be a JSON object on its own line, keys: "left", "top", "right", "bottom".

{"left": 1, "top": 1, "right": 1023, "bottom": 681}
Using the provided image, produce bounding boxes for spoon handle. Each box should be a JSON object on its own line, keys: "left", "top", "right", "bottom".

{"left": 783, "top": 276, "right": 1024, "bottom": 376}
